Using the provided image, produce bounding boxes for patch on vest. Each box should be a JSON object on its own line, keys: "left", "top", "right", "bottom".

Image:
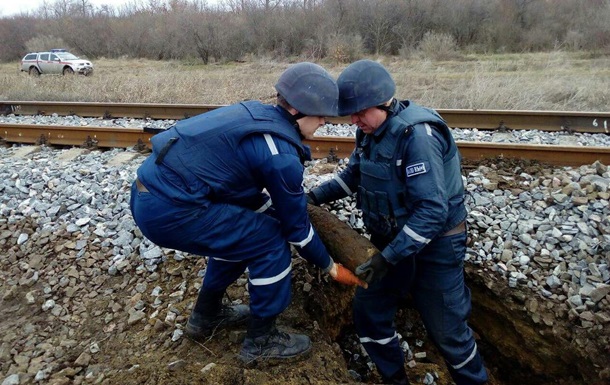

{"left": 406, "top": 162, "right": 427, "bottom": 177}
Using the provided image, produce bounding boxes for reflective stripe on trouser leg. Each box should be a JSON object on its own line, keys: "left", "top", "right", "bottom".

{"left": 359, "top": 335, "right": 403, "bottom": 382}
{"left": 131, "top": 196, "right": 293, "bottom": 319}
{"left": 353, "top": 282, "right": 404, "bottom": 380}
{"left": 412, "top": 233, "right": 488, "bottom": 385}
{"left": 446, "top": 341, "right": 486, "bottom": 385}
{"left": 202, "top": 257, "right": 249, "bottom": 292}
{"left": 247, "top": 254, "right": 292, "bottom": 318}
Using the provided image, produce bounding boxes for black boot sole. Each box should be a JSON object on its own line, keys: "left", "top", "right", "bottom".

{"left": 237, "top": 345, "right": 312, "bottom": 367}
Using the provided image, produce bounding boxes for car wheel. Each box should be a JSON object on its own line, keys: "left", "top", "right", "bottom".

{"left": 29, "top": 67, "right": 40, "bottom": 76}
{"left": 63, "top": 67, "right": 74, "bottom": 75}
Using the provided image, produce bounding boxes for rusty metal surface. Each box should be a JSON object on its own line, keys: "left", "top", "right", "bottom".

{"left": 0, "top": 123, "right": 149, "bottom": 148}
{"left": 2, "top": 101, "right": 609, "bottom": 134}
{"left": 308, "top": 137, "right": 610, "bottom": 166}
{"left": 1, "top": 123, "right": 609, "bottom": 166}
{"left": 305, "top": 137, "right": 355, "bottom": 159}
{"left": 457, "top": 141, "right": 610, "bottom": 167}
{"left": 1, "top": 101, "right": 220, "bottom": 120}
{"left": 436, "top": 109, "right": 610, "bottom": 134}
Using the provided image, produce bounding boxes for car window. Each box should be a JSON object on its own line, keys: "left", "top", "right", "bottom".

{"left": 57, "top": 53, "right": 79, "bottom": 60}
{"left": 40, "top": 53, "right": 49, "bottom": 61}
{"left": 24, "top": 54, "right": 37, "bottom": 60}
{"left": 50, "top": 54, "right": 59, "bottom": 61}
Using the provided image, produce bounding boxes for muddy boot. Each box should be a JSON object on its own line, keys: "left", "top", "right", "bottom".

{"left": 238, "top": 316, "right": 311, "bottom": 365}
{"left": 185, "top": 288, "right": 250, "bottom": 341}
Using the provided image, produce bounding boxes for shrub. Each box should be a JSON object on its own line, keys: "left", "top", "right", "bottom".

{"left": 301, "top": 38, "right": 326, "bottom": 61}
{"left": 415, "top": 31, "right": 461, "bottom": 61}
{"left": 25, "top": 35, "right": 71, "bottom": 53}
{"left": 326, "top": 33, "right": 364, "bottom": 64}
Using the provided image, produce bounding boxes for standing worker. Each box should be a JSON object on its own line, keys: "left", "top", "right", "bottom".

{"left": 307, "top": 60, "right": 488, "bottom": 385}
{"left": 130, "top": 62, "right": 366, "bottom": 364}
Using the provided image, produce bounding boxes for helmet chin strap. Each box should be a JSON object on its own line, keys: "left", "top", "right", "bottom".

{"left": 292, "top": 112, "right": 306, "bottom": 120}
{"left": 292, "top": 112, "right": 307, "bottom": 140}
{"left": 278, "top": 105, "right": 307, "bottom": 140}
{"left": 375, "top": 97, "right": 396, "bottom": 113}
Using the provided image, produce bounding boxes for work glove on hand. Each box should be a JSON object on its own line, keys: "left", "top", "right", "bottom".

{"left": 329, "top": 262, "right": 368, "bottom": 289}
{"left": 355, "top": 252, "right": 390, "bottom": 284}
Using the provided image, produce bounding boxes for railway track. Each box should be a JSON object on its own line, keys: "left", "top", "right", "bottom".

{"left": 1, "top": 101, "right": 609, "bottom": 167}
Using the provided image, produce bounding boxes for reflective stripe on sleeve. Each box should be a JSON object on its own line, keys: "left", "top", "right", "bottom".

{"left": 263, "top": 134, "right": 279, "bottom": 155}
{"left": 425, "top": 122, "right": 432, "bottom": 136}
{"left": 334, "top": 175, "right": 353, "bottom": 195}
{"left": 451, "top": 343, "right": 478, "bottom": 370}
{"left": 359, "top": 332, "right": 398, "bottom": 345}
{"left": 255, "top": 199, "right": 272, "bottom": 213}
{"left": 249, "top": 263, "right": 292, "bottom": 286}
{"left": 402, "top": 225, "right": 431, "bottom": 244}
{"left": 211, "top": 257, "right": 241, "bottom": 263}
{"left": 288, "top": 225, "right": 314, "bottom": 248}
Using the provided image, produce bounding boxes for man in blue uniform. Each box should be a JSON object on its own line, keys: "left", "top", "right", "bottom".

{"left": 130, "top": 62, "right": 365, "bottom": 364}
{"left": 307, "top": 60, "right": 488, "bottom": 385}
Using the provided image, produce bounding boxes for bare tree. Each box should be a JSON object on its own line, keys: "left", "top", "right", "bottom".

{"left": 439, "top": 0, "right": 492, "bottom": 47}
{"left": 1, "top": 0, "right": 610, "bottom": 62}
{"left": 352, "top": 0, "right": 405, "bottom": 55}
{"left": 0, "top": 17, "right": 36, "bottom": 61}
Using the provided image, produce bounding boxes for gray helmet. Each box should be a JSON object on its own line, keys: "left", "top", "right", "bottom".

{"left": 337, "top": 59, "right": 396, "bottom": 116}
{"left": 275, "top": 62, "right": 339, "bottom": 117}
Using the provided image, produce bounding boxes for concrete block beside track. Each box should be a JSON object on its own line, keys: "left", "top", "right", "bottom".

{"left": 56, "top": 148, "right": 90, "bottom": 163}
{"left": 106, "top": 151, "right": 143, "bottom": 166}
{"left": 10, "top": 145, "right": 41, "bottom": 158}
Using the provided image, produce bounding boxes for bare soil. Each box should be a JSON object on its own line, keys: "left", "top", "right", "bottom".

{"left": 2, "top": 157, "right": 608, "bottom": 385}
{"left": 0, "top": 213, "right": 498, "bottom": 385}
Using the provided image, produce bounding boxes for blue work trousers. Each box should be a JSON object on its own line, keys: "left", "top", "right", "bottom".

{"left": 353, "top": 231, "right": 488, "bottom": 385}
{"left": 130, "top": 183, "right": 292, "bottom": 318}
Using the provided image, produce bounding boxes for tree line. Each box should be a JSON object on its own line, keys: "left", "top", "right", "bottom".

{"left": 1, "top": 0, "right": 609, "bottom": 63}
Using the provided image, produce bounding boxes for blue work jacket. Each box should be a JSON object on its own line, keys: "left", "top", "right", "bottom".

{"left": 310, "top": 100, "right": 466, "bottom": 264}
{"left": 137, "top": 101, "right": 332, "bottom": 270}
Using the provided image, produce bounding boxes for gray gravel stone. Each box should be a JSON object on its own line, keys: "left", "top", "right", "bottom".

{"left": 0, "top": 123, "right": 609, "bottom": 381}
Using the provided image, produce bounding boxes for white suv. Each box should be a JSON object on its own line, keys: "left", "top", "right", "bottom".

{"left": 20, "top": 49, "right": 94, "bottom": 76}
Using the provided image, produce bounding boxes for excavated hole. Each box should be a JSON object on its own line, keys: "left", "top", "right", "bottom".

{"left": 300, "top": 157, "right": 605, "bottom": 385}
{"left": 326, "top": 304, "right": 584, "bottom": 385}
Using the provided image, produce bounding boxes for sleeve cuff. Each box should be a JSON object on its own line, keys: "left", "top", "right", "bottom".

{"left": 308, "top": 189, "right": 321, "bottom": 205}
{"left": 322, "top": 257, "right": 334, "bottom": 273}
{"left": 381, "top": 248, "right": 399, "bottom": 265}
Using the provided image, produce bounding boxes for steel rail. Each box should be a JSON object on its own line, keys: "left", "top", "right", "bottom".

{"left": 0, "top": 123, "right": 149, "bottom": 149}
{"left": 2, "top": 101, "right": 610, "bottom": 134}
{"left": 1, "top": 123, "right": 608, "bottom": 167}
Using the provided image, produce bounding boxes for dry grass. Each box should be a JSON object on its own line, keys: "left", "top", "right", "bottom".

{"left": 0, "top": 52, "right": 608, "bottom": 111}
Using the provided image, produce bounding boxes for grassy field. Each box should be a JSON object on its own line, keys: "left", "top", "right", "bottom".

{"left": 0, "top": 51, "right": 608, "bottom": 111}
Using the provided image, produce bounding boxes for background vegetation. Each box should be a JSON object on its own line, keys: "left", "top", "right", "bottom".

{"left": 1, "top": 52, "right": 608, "bottom": 111}
{"left": 0, "top": 0, "right": 609, "bottom": 63}
{"left": 1, "top": 0, "right": 608, "bottom": 111}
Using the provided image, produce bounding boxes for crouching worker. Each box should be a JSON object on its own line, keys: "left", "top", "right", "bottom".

{"left": 130, "top": 62, "right": 366, "bottom": 364}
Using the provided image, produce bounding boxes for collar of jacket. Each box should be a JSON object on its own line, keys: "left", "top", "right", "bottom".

{"left": 372, "top": 98, "right": 402, "bottom": 141}
{"left": 275, "top": 105, "right": 305, "bottom": 140}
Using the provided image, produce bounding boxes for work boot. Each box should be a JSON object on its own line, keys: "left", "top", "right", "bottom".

{"left": 185, "top": 287, "right": 250, "bottom": 341}
{"left": 186, "top": 304, "right": 250, "bottom": 341}
{"left": 238, "top": 316, "right": 311, "bottom": 364}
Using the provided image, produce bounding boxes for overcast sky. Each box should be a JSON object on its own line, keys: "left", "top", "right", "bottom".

{"left": 0, "top": 0, "right": 128, "bottom": 16}
{"left": 0, "top": 0, "right": 220, "bottom": 17}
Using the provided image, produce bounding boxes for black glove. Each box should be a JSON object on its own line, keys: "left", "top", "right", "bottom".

{"left": 355, "top": 252, "right": 390, "bottom": 284}
{"left": 306, "top": 191, "right": 318, "bottom": 205}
